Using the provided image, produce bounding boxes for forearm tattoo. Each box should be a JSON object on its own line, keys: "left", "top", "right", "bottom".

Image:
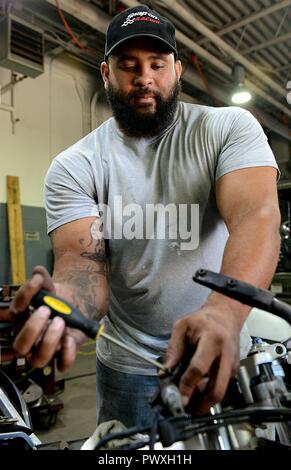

{"left": 56, "top": 267, "right": 107, "bottom": 320}
{"left": 51, "top": 220, "right": 109, "bottom": 320}
{"left": 80, "top": 220, "right": 108, "bottom": 275}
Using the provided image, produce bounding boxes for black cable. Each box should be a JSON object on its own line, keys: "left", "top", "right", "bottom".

{"left": 63, "top": 372, "right": 95, "bottom": 382}
{"left": 162, "top": 406, "right": 291, "bottom": 431}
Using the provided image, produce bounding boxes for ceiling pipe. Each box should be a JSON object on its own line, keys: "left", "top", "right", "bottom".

{"left": 197, "top": 0, "right": 291, "bottom": 44}
{"left": 43, "top": 0, "right": 111, "bottom": 34}
{"left": 158, "top": 0, "right": 287, "bottom": 98}
{"left": 241, "top": 31, "right": 291, "bottom": 56}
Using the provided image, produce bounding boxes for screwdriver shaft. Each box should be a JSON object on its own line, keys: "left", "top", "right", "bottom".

{"left": 100, "top": 331, "right": 168, "bottom": 372}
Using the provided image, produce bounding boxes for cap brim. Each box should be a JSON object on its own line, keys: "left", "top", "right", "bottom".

{"left": 105, "top": 33, "right": 177, "bottom": 58}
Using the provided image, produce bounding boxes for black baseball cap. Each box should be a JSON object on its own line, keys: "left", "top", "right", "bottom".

{"left": 104, "top": 5, "right": 178, "bottom": 61}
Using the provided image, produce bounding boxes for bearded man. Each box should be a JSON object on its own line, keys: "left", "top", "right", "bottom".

{"left": 11, "top": 5, "right": 280, "bottom": 428}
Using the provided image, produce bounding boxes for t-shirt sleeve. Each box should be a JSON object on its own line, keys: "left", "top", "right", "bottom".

{"left": 44, "top": 153, "right": 99, "bottom": 235}
{"left": 214, "top": 108, "right": 279, "bottom": 182}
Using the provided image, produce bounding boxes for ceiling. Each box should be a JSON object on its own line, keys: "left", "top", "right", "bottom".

{"left": 1, "top": 0, "right": 291, "bottom": 142}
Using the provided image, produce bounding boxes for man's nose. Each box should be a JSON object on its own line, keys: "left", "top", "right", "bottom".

{"left": 133, "top": 67, "right": 154, "bottom": 87}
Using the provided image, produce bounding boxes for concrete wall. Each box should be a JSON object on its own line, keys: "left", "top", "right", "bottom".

{"left": 0, "top": 54, "right": 105, "bottom": 283}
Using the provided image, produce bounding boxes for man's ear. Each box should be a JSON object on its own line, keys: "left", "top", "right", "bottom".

{"left": 100, "top": 61, "right": 109, "bottom": 89}
{"left": 175, "top": 59, "right": 182, "bottom": 81}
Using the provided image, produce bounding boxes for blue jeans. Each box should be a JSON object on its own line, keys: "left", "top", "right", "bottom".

{"left": 96, "top": 359, "right": 159, "bottom": 428}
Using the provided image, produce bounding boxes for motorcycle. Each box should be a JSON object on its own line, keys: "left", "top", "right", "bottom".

{"left": 1, "top": 270, "right": 291, "bottom": 450}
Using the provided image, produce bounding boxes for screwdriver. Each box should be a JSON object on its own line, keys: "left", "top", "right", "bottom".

{"left": 31, "top": 290, "right": 168, "bottom": 373}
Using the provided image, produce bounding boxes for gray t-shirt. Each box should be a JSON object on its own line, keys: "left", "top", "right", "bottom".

{"left": 45, "top": 102, "right": 278, "bottom": 375}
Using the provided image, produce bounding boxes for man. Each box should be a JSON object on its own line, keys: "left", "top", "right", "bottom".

{"left": 10, "top": 5, "right": 280, "bottom": 428}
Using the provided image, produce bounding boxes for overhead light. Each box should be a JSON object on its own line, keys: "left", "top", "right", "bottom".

{"left": 231, "top": 63, "right": 252, "bottom": 105}
{"left": 232, "top": 85, "right": 252, "bottom": 104}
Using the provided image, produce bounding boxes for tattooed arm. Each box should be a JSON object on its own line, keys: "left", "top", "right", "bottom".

{"left": 10, "top": 217, "right": 109, "bottom": 372}
{"left": 51, "top": 216, "right": 109, "bottom": 322}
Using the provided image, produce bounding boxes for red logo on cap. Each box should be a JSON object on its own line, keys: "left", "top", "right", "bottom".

{"left": 135, "top": 17, "right": 161, "bottom": 24}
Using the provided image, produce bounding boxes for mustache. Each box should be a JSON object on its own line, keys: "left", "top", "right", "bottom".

{"left": 127, "top": 88, "right": 161, "bottom": 100}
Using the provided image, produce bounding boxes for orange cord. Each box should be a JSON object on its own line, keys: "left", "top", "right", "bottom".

{"left": 54, "top": 0, "right": 97, "bottom": 55}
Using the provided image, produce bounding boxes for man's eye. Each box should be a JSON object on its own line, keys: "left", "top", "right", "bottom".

{"left": 120, "top": 65, "right": 136, "bottom": 71}
{"left": 152, "top": 65, "right": 165, "bottom": 70}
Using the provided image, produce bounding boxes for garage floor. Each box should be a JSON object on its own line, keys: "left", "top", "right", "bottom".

{"left": 36, "top": 339, "right": 97, "bottom": 447}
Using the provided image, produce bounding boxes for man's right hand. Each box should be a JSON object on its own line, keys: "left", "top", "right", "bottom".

{"left": 9, "top": 265, "right": 83, "bottom": 372}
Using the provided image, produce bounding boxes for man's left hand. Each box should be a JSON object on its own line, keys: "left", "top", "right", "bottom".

{"left": 164, "top": 304, "right": 242, "bottom": 415}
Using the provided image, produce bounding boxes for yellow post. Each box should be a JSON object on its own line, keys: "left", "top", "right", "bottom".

{"left": 6, "top": 175, "right": 26, "bottom": 284}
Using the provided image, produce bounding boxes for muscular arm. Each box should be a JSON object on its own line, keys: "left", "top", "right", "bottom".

{"left": 206, "top": 166, "right": 281, "bottom": 321}
{"left": 50, "top": 216, "right": 109, "bottom": 323}
{"left": 165, "top": 166, "right": 280, "bottom": 413}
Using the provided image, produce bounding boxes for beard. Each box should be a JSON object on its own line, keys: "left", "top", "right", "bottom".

{"left": 105, "top": 79, "right": 181, "bottom": 138}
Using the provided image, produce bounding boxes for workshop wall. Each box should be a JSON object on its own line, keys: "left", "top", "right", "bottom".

{"left": 0, "top": 55, "right": 105, "bottom": 283}
{"left": 0, "top": 203, "right": 53, "bottom": 284}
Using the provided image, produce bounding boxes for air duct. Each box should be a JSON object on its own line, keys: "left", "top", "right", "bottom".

{"left": 0, "top": 14, "right": 44, "bottom": 78}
